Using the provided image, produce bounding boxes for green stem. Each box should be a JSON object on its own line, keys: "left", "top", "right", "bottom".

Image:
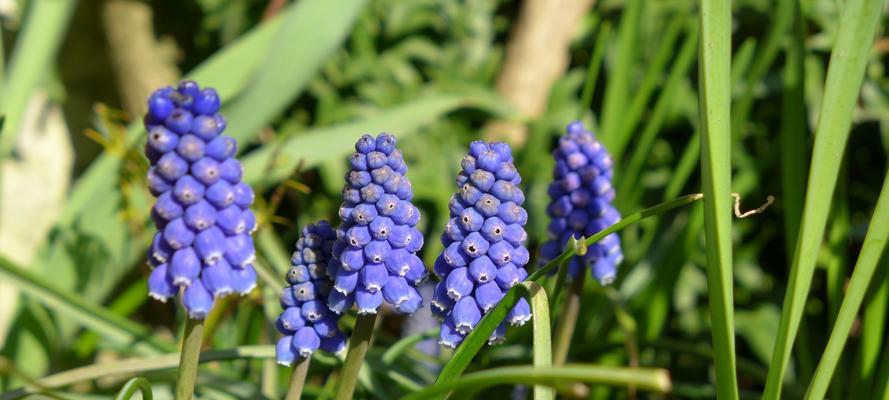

{"left": 524, "top": 282, "right": 553, "bottom": 400}
{"left": 553, "top": 272, "right": 585, "bottom": 366}
{"left": 334, "top": 313, "right": 377, "bottom": 400}
{"left": 115, "top": 377, "right": 153, "bottom": 400}
{"left": 174, "top": 318, "right": 204, "bottom": 400}
{"left": 286, "top": 357, "right": 311, "bottom": 400}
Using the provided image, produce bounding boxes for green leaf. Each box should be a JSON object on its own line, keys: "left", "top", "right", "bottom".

{"left": 241, "top": 93, "right": 470, "bottom": 188}
{"left": 434, "top": 194, "right": 704, "bottom": 387}
{"left": 222, "top": 0, "right": 368, "bottom": 144}
{"left": 1, "top": 345, "right": 275, "bottom": 399}
{"left": 405, "top": 365, "right": 670, "bottom": 400}
{"left": 0, "top": 0, "right": 76, "bottom": 156}
{"left": 806, "top": 173, "right": 889, "bottom": 399}
{"left": 763, "top": 0, "right": 885, "bottom": 397}
{"left": 600, "top": 0, "right": 643, "bottom": 160}
{"left": 525, "top": 282, "right": 553, "bottom": 400}
{"left": 114, "top": 377, "right": 153, "bottom": 400}
{"left": 0, "top": 255, "right": 174, "bottom": 356}
{"left": 697, "top": 0, "right": 739, "bottom": 398}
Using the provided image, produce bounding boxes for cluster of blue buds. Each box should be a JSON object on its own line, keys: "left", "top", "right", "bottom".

{"left": 540, "top": 121, "right": 622, "bottom": 285}
{"left": 276, "top": 221, "right": 347, "bottom": 365}
{"left": 328, "top": 134, "right": 427, "bottom": 315}
{"left": 144, "top": 81, "right": 257, "bottom": 319}
{"left": 433, "top": 141, "right": 532, "bottom": 348}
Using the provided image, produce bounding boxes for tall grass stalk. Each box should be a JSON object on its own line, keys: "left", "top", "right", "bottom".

{"left": 286, "top": 357, "right": 311, "bottom": 400}
{"left": 806, "top": 173, "right": 889, "bottom": 399}
{"left": 697, "top": 0, "right": 738, "bottom": 398}
{"left": 762, "top": 0, "right": 885, "bottom": 397}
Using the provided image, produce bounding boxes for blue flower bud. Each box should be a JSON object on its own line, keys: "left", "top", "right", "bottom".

{"left": 169, "top": 247, "right": 201, "bottom": 285}
{"left": 219, "top": 159, "right": 243, "bottom": 184}
{"left": 321, "top": 331, "right": 347, "bottom": 354}
{"left": 452, "top": 296, "right": 482, "bottom": 334}
{"left": 475, "top": 281, "right": 503, "bottom": 312}
{"left": 230, "top": 264, "right": 257, "bottom": 295}
{"left": 183, "top": 279, "right": 214, "bottom": 319}
{"left": 202, "top": 259, "right": 234, "bottom": 296}
{"left": 205, "top": 135, "right": 237, "bottom": 161}
{"left": 156, "top": 152, "right": 189, "bottom": 181}
{"left": 293, "top": 326, "right": 321, "bottom": 357}
{"left": 276, "top": 335, "right": 297, "bottom": 366}
{"left": 541, "top": 122, "right": 623, "bottom": 284}
{"left": 166, "top": 109, "right": 193, "bottom": 135}
{"left": 445, "top": 267, "right": 473, "bottom": 300}
{"left": 439, "top": 318, "right": 465, "bottom": 349}
{"left": 173, "top": 175, "right": 204, "bottom": 206}
{"left": 330, "top": 134, "right": 426, "bottom": 315}
{"left": 148, "top": 263, "right": 176, "bottom": 301}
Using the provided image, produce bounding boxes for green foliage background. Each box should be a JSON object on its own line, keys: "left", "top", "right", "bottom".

{"left": 0, "top": 0, "right": 887, "bottom": 398}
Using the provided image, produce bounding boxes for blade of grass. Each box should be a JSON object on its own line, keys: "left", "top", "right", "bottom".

{"left": 779, "top": 0, "right": 808, "bottom": 259}
{"left": 600, "top": 0, "right": 642, "bottom": 160}
{"left": 697, "top": 0, "right": 738, "bottom": 398}
{"left": 850, "top": 258, "right": 889, "bottom": 400}
{"left": 0, "top": 255, "right": 174, "bottom": 355}
{"left": 873, "top": 334, "right": 889, "bottom": 399}
{"left": 435, "top": 194, "right": 704, "bottom": 385}
{"left": 612, "top": 12, "right": 687, "bottom": 160}
{"left": 114, "top": 377, "right": 153, "bottom": 400}
{"left": 805, "top": 173, "right": 889, "bottom": 399}
{"left": 1, "top": 345, "right": 278, "bottom": 400}
{"left": 0, "top": 0, "right": 76, "bottom": 157}
{"left": 618, "top": 21, "right": 699, "bottom": 205}
{"left": 578, "top": 23, "right": 612, "bottom": 120}
{"left": 222, "top": 0, "right": 367, "bottom": 144}
{"left": 241, "top": 93, "right": 469, "bottom": 187}
{"left": 407, "top": 365, "right": 670, "bottom": 400}
{"left": 823, "top": 165, "right": 850, "bottom": 398}
{"left": 763, "top": 0, "right": 885, "bottom": 397}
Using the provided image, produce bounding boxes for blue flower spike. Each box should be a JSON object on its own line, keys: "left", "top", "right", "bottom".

{"left": 275, "top": 221, "right": 346, "bottom": 366}
{"left": 433, "top": 141, "right": 531, "bottom": 348}
{"left": 540, "top": 121, "right": 623, "bottom": 285}
{"left": 329, "top": 133, "right": 428, "bottom": 316}
{"left": 144, "top": 81, "right": 257, "bottom": 319}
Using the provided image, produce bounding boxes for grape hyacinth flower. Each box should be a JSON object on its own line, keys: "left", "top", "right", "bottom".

{"left": 276, "top": 221, "right": 347, "bottom": 365}
{"left": 433, "top": 141, "right": 532, "bottom": 348}
{"left": 539, "top": 121, "right": 623, "bottom": 285}
{"left": 144, "top": 81, "right": 257, "bottom": 319}
{"left": 328, "top": 133, "right": 427, "bottom": 316}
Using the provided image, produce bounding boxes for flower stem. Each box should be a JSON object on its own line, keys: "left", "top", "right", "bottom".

{"left": 334, "top": 313, "right": 377, "bottom": 400}
{"left": 553, "top": 272, "right": 585, "bottom": 365}
{"left": 174, "top": 318, "right": 204, "bottom": 400}
{"left": 285, "top": 357, "right": 311, "bottom": 400}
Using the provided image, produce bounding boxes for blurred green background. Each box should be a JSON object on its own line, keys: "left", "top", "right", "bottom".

{"left": 0, "top": 0, "right": 886, "bottom": 398}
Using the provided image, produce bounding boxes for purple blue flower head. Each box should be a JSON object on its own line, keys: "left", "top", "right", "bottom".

{"left": 328, "top": 133, "right": 427, "bottom": 316}
{"left": 275, "top": 221, "right": 347, "bottom": 366}
{"left": 539, "top": 121, "right": 623, "bottom": 285}
{"left": 144, "top": 81, "right": 257, "bottom": 319}
{"left": 433, "top": 141, "right": 532, "bottom": 348}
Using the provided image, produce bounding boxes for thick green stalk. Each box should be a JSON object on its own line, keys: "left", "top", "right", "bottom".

{"left": 553, "top": 273, "right": 585, "bottom": 366}
{"left": 850, "top": 260, "right": 889, "bottom": 400}
{"left": 286, "top": 357, "right": 311, "bottom": 400}
{"left": 697, "top": 0, "right": 738, "bottom": 398}
{"left": 806, "top": 173, "right": 889, "bottom": 399}
{"left": 175, "top": 319, "right": 205, "bottom": 400}
{"left": 762, "top": 0, "right": 885, "bottom": 397}
{"left": 334, "top": 313, "right": 377, "bottom": 400}
{"left": 525, "top": 282, "right": 553, "bottom": 400}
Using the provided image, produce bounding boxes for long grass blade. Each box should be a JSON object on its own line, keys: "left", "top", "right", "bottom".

{"left": 222, "top": 0, "right": 367, "bottom": 143}
{"left": 806, "top": 173, "right": 889, "bottom": 399}
{"left": 600, "top": 0, "right": 642, "bottom": 159}
{"left": 850, "top": 258, "right": 889, "bottom": 399}
{"left": 0, "top": 255, "right": 174, "bottom": 356}
{"left": 406, "top": 365, "right": 670, "bottom": 400}
{"left": 762, "top": 0, "right": 885, "bottom": 397}
{"left": 0, "top": 0, "right": 76, "bottom": 157}
{"left": 697, "top": 0, "right": 738, "bottom": 397}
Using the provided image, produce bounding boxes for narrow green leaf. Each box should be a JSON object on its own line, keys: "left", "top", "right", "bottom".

{"left": 763, "top": 0, "right": 885, "bottom": 397}
{"left": 600, "top": 0, "right": 643, "bottom": 159}
{"left": 578, "top": 23, "right": 611, "bottom": 119}
{"left": 241, "top": 94, "right": 467, "bottom": 188}
{"left": 222, "top": 0, "right": 368, "bottom": 144}
{"left": 435, "top": 194, "right": 704, "bottom": 386}
{"left": 806, "top": 173, "right": 889, "bottom": 399}
{"left": 0, "top": 255, "right": 174, "bottom": 356}
{"left": 851, "top": 258, "right": 889, "bottom": 400}
{"left": 114, "top": 377, "right": 153, "bottom": 400}
{"left": 1, "top": 345, "right": 275, "bottom": 400}
{"left": 697, "top": 0, "right": 738, "bottom": 398}
{"left": 0, "top": 0, "right": 77, "bottom": 156}
{"left": 618, "top": 21, "right": 699, "bottom": 204}
{"left": 407, "top": 365, "right": 670, "bottom": 400}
